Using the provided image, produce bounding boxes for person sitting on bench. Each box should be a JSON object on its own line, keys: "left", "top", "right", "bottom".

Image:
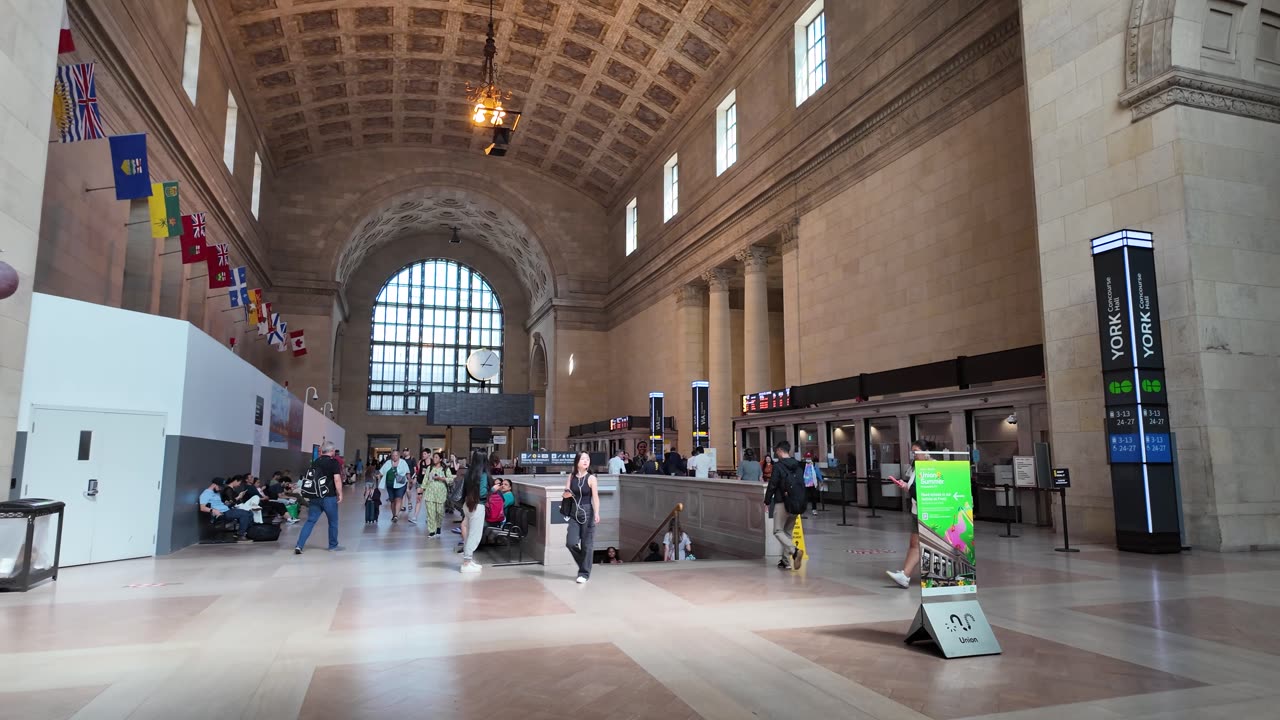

{"left": 199, "top": 478, "right": 254, "bottom": 543}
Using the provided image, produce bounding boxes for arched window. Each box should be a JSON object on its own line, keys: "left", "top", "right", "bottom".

{"left": 367, "top": 259, "right": 503, "bottom": 413}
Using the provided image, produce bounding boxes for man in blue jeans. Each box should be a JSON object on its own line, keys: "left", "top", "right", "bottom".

{"left": 199, "top": 478, "right": 255, "bottom": 543}
{"left": 295, "top": 441, "right": 345, "bottom": 554}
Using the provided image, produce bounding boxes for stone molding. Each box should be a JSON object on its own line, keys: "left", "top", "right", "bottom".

{"left": 701, "top": 268, "right": 734, "bottom": 292}
{"left": 735, "top": 246, "right": 771, "bottom": 273}
{"left": 777, "top": 219, "right": 800, "bottom": 254}
{"left": 1120, "top": 67, "right": 1280, "bottom": 124}
{"left": 673, "top": 284, "right": 708, "bottom": 308}
{"left": 604, "top": 11, "right": 1024, "bottom": 326}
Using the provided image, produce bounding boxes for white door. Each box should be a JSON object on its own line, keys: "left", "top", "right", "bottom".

{"left": 23, "top": 408, "right": 166, "bottom": 566}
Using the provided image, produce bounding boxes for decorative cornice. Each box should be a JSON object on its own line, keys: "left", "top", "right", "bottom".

{"left": 1120, "top": 68, "right": 1280, "bottom": 123}
{"left": 735, "top": 245, "right": 771, "bottom": 273}
{"left": 701, "top": 267, "right": 734, "bottom": 292}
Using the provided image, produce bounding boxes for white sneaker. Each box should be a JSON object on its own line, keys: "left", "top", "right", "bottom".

{"left": 575, "top": 576, "right": 588, "bottom": 584}
{"left": 460, "top": 561, "right": 481, "bottom": 574}
{"left": 407, "top": 517, "right": 417, "bottom": 524}
{"left": 886, "top": 570, "right": 910, "bottom": 588}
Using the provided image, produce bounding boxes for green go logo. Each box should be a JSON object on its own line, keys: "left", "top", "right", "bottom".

{"left": 1141, "top": 378, "right": 1162, "bottom": 393}
{"left": 1108, "top": 380, "right": 1133, "bottom": 395}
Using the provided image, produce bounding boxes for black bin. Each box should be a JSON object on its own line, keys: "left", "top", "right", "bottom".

{"left": 0, "top": 499, "right": 66, "bottom": 591}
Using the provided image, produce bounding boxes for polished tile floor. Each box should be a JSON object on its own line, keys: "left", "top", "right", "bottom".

{"left": 2, "top": 498, "right": 1279, "bottom": 720}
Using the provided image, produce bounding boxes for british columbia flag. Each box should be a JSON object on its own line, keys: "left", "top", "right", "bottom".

{"left": 54, "top": 62, "right": 104, "bottom": 143}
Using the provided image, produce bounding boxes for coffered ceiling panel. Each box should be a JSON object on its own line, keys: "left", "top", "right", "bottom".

{"left": 212, "top": 0, "right": 780, "bottom": 204}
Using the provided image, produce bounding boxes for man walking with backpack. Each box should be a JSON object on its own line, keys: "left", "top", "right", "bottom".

{"left": 764, "top": 441, "right": 806, "bottom": 571}
{"left": 295, "top": 441, "right": 344, "bottom": 554}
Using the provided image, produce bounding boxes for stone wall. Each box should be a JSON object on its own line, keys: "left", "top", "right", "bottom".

{"left": 1, "top": 0, "right": 62, "bottom": 500}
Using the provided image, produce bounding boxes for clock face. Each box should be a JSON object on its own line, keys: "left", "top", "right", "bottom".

{"left": 465, "top": 349, "right": 500, "bottom": 381}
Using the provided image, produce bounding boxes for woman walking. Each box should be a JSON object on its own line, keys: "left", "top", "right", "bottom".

{"left": 459, "top": 450, "right": 488, "bottom": 573}
{"left": 886, "top": 440, "right": 931, "bottom": 588}
{"left": 422, "top": 452, "right": 451, "bottom": 537}
{"left": 563, "top": 450, "right": 600, "bottom": 584}
{"left": 738, "top": 448, "right": 762, "bottom": 482}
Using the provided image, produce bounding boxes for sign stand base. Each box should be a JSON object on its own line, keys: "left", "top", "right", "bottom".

{"left": 904, "top": 599, "right": 1002, "bottom": 659}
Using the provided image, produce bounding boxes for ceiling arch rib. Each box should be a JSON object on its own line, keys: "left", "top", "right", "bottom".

{"left": 337, "top": 193, "right": 555, "bottom": 307}
{"left": 213, "top": 0, "right": 781, "bottom": 204}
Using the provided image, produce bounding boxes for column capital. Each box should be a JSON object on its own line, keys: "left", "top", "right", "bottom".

{"left": 734, "top": 245, "right": 771, "bottom": 273}
{"left": 701, "top": 267, "right": 734, "bottom": 292}
{"left": 778, "top": 220, "right": 799, "bottom": 254}
{"left": 673, "top": 283, "right": 707, "bottom": 308}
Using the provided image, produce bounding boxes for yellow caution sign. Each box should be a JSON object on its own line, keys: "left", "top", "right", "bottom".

{"left": 792, "top": 515, "right": 806, "bottom": 554}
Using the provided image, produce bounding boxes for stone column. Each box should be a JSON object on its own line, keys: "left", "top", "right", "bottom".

{"left": 779, "top": 221, "right": 801, "bottom": 387}
{"left": 673, "top": 283, "right": 707, "bottom": 456}
{"left": 703, "top": 268, "right": 734, "bottom": 468}
{"left": 120, "top": 199, "right": 158, "bottom": 313}
{"left": 736, "top": 245, "right": 772, "bottom": 394}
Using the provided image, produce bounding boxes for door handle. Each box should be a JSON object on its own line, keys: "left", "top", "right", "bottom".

{"left": 86, "top": 478, "right": 99, "bottom": 497}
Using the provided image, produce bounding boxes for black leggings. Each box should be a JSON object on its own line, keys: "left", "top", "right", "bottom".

{"left": 806, "top": 486, "right": 820, "bottom": 511}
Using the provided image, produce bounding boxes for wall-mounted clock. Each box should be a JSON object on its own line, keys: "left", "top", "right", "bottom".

{"left": 465, "top": 349, "right": 500, "bottom": 382}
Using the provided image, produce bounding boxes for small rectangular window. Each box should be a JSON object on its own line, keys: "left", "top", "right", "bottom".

{"left": 182, "top": 0, "right": 202, "bottom": 104}
{"left": 795, "top": 1, "right": 826, "bottom": 106}
{"left": 77, "top": 431, "right": 92, "bottom": 461}
{"left": 716, "top": 90, "right": 738, "bottom": 175}
{"left": 223, "top": 92, "right": 238, "bottom": 172}
{"left": 663, "top": 154, "right": 679, "bottom": 222}
{"left": 251, "top": 153, "right": 263, "bottom": 218}
{"left": 625, "top": 197, "right": 638, "bottom": 255}
{"left": 1261, "top": 10, "right": 1280, "bottom": 64}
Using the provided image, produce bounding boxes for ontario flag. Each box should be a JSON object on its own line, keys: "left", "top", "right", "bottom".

{"left": 206, "top": 243, "right": 232, "bottom": 289}
{"left": 59, "top": 3, "right": 75, "bottom": 53}
{"left": 53, "top": 62, "right": 103, "bottom": 143}
{"left": 180, "top": 213, "right": 207, "bottom": 263}
{"left": 289, "top": 330, "right": 308, "bottom": 357}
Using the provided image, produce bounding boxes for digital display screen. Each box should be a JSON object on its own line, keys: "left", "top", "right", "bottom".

{"left": 742, "top": 388, "right": 791, "bottom": 414}
{"left": 609, "top": 417, "right": 631, "bottom": 431}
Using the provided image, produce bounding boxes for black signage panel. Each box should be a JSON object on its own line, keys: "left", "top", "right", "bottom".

{"left": 692, "top": 382, "right": 709, "bottom": 448}
{"left": 1051, "top": 468, "right": 1071, "bottom": 488}
{"left": 519, "top": 452, "right": 576, "bottom": 466}
{"left": 742, "top": 388, "right": 791, "bottom": 414}
{"left": 425, "top": 393, "right": 534, "bottom": 426}
{"left": 649, "top": 393, "right": 665, "bottom": 459}
{"left": 1141, "top": 405, "right": 1172, "bottom": 463}
{"left": 1093, "top": 248, "right": 1134, "bottom": 373}
{"left": 1126, "top": 248, "right": 1165, "bottom": 369}
{"left": 1106, "top": 405, "right": 1142, "bottom": 464}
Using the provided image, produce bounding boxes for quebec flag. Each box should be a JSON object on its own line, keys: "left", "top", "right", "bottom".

{"left": 227, "top": 266, "right": 249, "bottom": 308}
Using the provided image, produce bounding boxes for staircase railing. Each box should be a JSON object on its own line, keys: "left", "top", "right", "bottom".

{"left": 630, "top": 502, "right": 683, "bottom": 562}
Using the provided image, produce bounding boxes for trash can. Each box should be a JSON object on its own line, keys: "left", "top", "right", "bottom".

{"left": 0, "top": 499, "right": 65, "bottom": 591}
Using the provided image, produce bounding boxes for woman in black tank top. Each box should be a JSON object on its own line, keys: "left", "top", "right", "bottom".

{"left": 564, "top": 450, "right": 601, "bottom": 584}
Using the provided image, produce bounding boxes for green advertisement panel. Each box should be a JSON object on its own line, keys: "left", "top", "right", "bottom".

{"left": 915, "top": 460, "right": 977, "bottom": 597}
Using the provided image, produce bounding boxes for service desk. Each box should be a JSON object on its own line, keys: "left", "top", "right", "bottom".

{"left": 617, "top": 474, "right": 767, "bottom": 560}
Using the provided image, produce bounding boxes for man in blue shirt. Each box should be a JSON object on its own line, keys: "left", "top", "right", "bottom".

{"left": 199, "top": 478, "right": 255, "bottom": 543}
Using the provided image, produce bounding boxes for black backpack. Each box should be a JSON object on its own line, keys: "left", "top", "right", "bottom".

{"left": 299, "top": 460, "right": 333, "bottom": 499}
{"left": 780, "top": 462, "right": 807, "bottom": 516}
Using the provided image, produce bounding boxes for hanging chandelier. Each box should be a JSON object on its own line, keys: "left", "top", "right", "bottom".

{"left": 466, "top": 0, "right": 511, "bottom": 127}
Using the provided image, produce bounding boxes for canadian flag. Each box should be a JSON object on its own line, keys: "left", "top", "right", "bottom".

{"left": 59, "top": 3, "right": 75, "bottom": 54}
{"left": 289, "top": 330, "right": 308, "bottom": 357}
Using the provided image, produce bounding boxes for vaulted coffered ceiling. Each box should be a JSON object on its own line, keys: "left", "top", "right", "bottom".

{"left": 213, "top": 0, "right": 781, "bottom": 204}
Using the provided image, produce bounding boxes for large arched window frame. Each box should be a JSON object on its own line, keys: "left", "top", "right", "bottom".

{"left": 367, "top": 259, "right": 503, "bottom": 413}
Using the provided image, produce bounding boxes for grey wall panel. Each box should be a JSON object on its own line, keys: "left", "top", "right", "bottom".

{"left": 9, "top": 432, "right": 26, "bottom": 501}
{"left": 260, "top": 448, "right": 311, "bottom": 480}
{"left": 161, "top": 436, "right": 253, "bottom": 555}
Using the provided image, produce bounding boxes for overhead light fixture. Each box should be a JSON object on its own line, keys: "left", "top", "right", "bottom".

{"left": 445, "top": 225, "right": 462, "bottom": 244}
{"left": 466, "top": 0, "right": 513, "bottom": 129}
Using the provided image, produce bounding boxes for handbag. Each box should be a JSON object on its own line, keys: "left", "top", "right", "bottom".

{"left": 559, "top": 494, "right": 577, "bottom": 519}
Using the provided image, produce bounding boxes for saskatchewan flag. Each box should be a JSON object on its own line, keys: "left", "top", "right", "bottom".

{"left": 148, "top": 181, "right": 181, "bottom": 238}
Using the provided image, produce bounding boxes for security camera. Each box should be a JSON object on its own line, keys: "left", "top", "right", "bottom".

{"left": 1005, "top": 413, "right": 1018, "bottom": 425}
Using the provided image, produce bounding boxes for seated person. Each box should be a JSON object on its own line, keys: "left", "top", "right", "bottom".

{"left": 484, "top": 484, "right": 506, "bottom": 525}
{"left": 257, "top": 477, "right": 287, "bottom": 523}
{"left": 500, "top": 478, "right": 515, "bottom": 509}
{"left": 643, "top": 542, "right": 663, "bottom": 562}
{"left": 605, "top": 546, "right": 623, "bottom": 564}
{"left": 199, "top": 478, "right": 255, "bottom": 543}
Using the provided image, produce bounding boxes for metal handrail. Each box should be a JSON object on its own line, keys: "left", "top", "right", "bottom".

{"left": 630, "top": 502, "right": 684, "bottom": 562}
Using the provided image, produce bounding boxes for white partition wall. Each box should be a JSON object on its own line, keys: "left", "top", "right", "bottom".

{"left": 12, "top": 294, "right": 347, "bottom": 559}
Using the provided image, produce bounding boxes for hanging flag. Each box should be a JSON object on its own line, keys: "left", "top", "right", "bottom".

{"left": 290, "top": 330, "right": 308, "bottom": 357}
{"left": 108, "top": 134, "right": 150, "bottom": 200}
{"left": 206, "top": 243, "right": 232, "bottom": 289}
{"left": 257, "top": 302, "right": 273, "bottom": 336}
{"left": 148, "top": 182, "right": 181, "bottom": 238}
{"left": 59, "top": 2, "right": 75, "bottom": 53}
{"left": 229, "top": 336, "right": 238, "bottom": 352}
{"left": 53, "top": 62, "right": 104, "bottom": 143}
{"left": 179, "top": 213, "right": 207, "bottom": 263}
{"left": 269, "top": 318, "right": 288, "bottom": 348}
{"left": 227, "top": 267, "right": 248, "bottom": 307}
{"left": 247, "top": 289, "right": 263, "bottom": 324}
{"left": 59, "top": 3, "right": 76, "bottom": 53}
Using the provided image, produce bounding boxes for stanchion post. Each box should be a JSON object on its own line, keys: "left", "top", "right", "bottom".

{"left": 1054, "top": 487, "right": 1079, "bottom": 552}
{"left": 999, "top": 485, "right": 1019, "bottom": 538}
{"left": 867, "top": 477, "right": 881, "bottom": 519}
{"left": 837, "top": 475, "right": 853, "bottom": 526}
